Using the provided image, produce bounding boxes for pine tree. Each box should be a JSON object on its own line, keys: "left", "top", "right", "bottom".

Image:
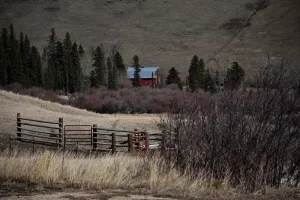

{"left": 29, "top": 46, "right": 42, "bottom": 86}
{"left": 1, "top": 28, "right": 11, "bottom": 84}
{"left": 0, "top": 29, "right": 8, "bottom": 86}
{"left": 70, "top": 42, "right": 82, "bottom": 92}
{"left": 204, "top": 69, "right": 216, "bottom": 93}
{"left": 198, "top": 58, "right": 205, "bottom": 89}
{"left": 115, "top": 51, "right": 126, "bottom": 77}
{"left": 0, "top": 40, "right": 8, "bottom": 85}
{"left": 132, "top": 55, "right": 141, "bottom": 87}
{"left": 90, "top": 70, "right": 99, "bottom": 88}
{"left": 19, "top": 33, "right": 31, "bottom": 86}
{"left": 63, "top": 32, "right": 73, "bottom": 92}
{"left": 9, "top": 23, "right": 18, "bottom": 48}
{"left": 107, "top": 57, "right": 114, "bottom": 90}
{"left": 43, "top": 28, "right": 58, "bottom": 90}
{"left": 166, "top": 67, "right": 182, "bottom": 89}
{"left": 1, "top": 28, "right": 9, "bottom": 51}
{"left": 44, "top": 59, "right": 55, "bottom": 89}
{"left": 48, "top": 28, "right": 57, "bottom": 62}
{"left": 78, "top": 44, "right": 84, "bottom": 56}
{"left": 188, "top": 55, "right": 199, "bottom": 92}
{"left": 92, "top": 46, "right": 106, "bottom": 87}
{"left": 224, "top": 62, "right": 245, "bottom": 90}
{"left": 55, "top": 41, "right": 65, "bottom": 90}
{"left": 19, "top": 32, "right": 24, "bottom": 59}
{"left": 8, "top": 24, "right": 26, "bottom": 84}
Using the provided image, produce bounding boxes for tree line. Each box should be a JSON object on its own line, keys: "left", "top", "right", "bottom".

{"left": 0, "top": 24, "right": 245, "bottom": 94}
{"left": 165, "top": 55, "right": 245, "bottom": 92}
{"left": 0, "top": 24, "right": 86, "bottom": 93}
{"left": 43, "top": 28, "right": 84, "bottom": 93}
{"left": 90, "top": 45, "right": 127, "bottom": 90}
{"left": 0, "top": 24, "right": 42, "bottom": 87}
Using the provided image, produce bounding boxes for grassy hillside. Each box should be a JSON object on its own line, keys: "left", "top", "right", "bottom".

{"left": 0, "top": 90, "right": 159, "bottom": 147}
{"left": 0, "top": 0, "right": 299, "bottom": 78}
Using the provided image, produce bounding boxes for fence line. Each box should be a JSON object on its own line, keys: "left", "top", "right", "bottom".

{"left": 13, "top": 113, "right": 177, "bottom": 154}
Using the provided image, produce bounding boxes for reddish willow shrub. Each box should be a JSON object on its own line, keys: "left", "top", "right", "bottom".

{"left": 70, "top": 87, "right": 184, "bottom": 114}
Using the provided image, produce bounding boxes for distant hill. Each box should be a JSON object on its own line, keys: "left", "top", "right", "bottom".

{"left": 0, "top": 0, "right": 299, "bottom": 78}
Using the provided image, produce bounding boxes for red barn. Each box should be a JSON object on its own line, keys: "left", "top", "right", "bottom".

{"left": 127, "top": 66, "right": 161, "bottom": 87}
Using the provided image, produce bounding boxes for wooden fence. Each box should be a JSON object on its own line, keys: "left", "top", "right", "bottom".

{"left": 14, "top": 113, "right": 176, "bottom": 153}
{"left": 16, "top": 113, "right": 63, "bottom": 147}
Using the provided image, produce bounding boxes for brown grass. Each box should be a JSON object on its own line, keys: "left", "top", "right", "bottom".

{"left": 0, "top": 149, "right": 236, "bottom": 199}
{"left": 0, "top": 90, "right": 159, "bottom": 138}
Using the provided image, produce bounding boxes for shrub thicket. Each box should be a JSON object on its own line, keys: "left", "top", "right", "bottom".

{"left": 160, "top": 62, "right": 300, "bottom": 192}
{"left": 71, "top": 87, "right": 183, "bottom": 114}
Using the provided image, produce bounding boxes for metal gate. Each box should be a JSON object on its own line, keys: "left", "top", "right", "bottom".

{"left": 64, "top": 125, "right": 92, "bottom": 149}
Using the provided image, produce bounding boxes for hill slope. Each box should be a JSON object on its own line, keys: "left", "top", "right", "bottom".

{"left": 0, "top": 0, "right": 299, "bottom": 78}
{"left": 0, "top": 90, "right": 158, "bottom": 144}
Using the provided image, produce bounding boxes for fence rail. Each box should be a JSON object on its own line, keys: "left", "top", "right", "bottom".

{"left": 14, "top": 113, "right": 177, "bottom": 153}
{"left": 16, "top": 113, "right": 63, "bottom": 147}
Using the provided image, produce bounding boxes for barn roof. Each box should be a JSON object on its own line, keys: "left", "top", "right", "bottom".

{"left": 127, "top": 66, "right": 160, "bottom": 79}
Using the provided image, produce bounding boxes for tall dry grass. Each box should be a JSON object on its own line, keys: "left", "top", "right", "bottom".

{"left": 0, "top": 149, "right": 236, "bottom": 199}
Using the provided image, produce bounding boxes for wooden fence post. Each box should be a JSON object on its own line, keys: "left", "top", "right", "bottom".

{"left": 145, "top": 132, "right": 149, "bottom": 151}
{"left": 32, "top": 137, "right": 35, "bottom": 154}
{"left": 92, "top": 124, "right": 97, "bottom": 151}
{"left": 17, "top": 113, "right": 21, "bottom": 141}
{"left": 112, "top": 133, "right": 116, "bottom": 154}
{"left": 128, "top": 134, "right": 133, "bottom": 153}
{"left": 59, "top": 118, "right": 63, "bottom": 148}
{"left": 161, "top": 130, "right": 165, "bottom": 151}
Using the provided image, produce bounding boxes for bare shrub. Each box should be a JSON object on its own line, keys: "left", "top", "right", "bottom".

{"left": 161, "top": 61, "right": 300, "bottom": 192}
{"left": 71, "top": 87, "right": 185, "bottom": 114}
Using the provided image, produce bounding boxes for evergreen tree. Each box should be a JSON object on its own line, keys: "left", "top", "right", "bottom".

{"left": 115, "top": 51, "right": 126, "bottom": 76}
{"left": 9, "top": 23, "right": 18, "bottom": 48}
{"left": 78, "top": 44, "right": 84, "bottom": 56}
{"left": 12, "top": 49, "right": 27, "bottom": 85}
{"left": 44, "top": 59, "right": 55, "bottom": 89}
{"left": 0, "top": 29, "right": 9, "bottom": 86}
{"left": 1, "top": 28, "right": 9, "bottom": 51}
{"left": 198, "top": 58, "right": 206, "bottom": 89}
{"left": 8, "top": 24, "right": 25, "bottom": 84}
{"left": 19, "top": 32, "right": 24, "bottom": 59}
{"left": 55, "top": 41, "right": 65, "bottom": 90}
{"left": 63, "top": 32, "right": 73, "bottom": 92}
{"left": 92, "top": 46, "right": 106, "bottom": 87}
{"left": 188, "top": 55, "right": 199, "bottom": 92}
{"left": 166, "top": 67, "right": 182, "bottom": 89}
{"left": 24, "top": 35, "right": 31, "bottom": 80}
{"left": 0, "top": 40, "right": 8, "bottom": 85}
{"left": 224, "top": 62, "right": 245, "bottom": 90}
{"left": 90, "top": 70, "right": 99, "bottom": 88}
{"left": 29, "top": 46, "right": 42, "bottom": 86}
{"left": 107, "top": 57, "right": 115, "bottom": 90}
{"left": 132, "top": 55, "right": 141, "bottom": 87}
{"left": 204, "top": 69, "right": 216, "bottom": 93}
{"left": 19, "top": 34, "right": 31, "bottom": 86}
{"left": 70, "top": 42, "right": 82, "bottom": 92}
{"left": 48, "top": 28, "right": 57, "bottom": 62}
{"left": 43, "top": 28, "right": 58, "bottom": 90}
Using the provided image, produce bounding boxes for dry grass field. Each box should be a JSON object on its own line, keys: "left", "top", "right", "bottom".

{"left": 0, "top": 0, "right": 299, "bottom": 77}
{"left": 0, "top": 89, "right": 159, "bottom": 148}
{"left": 0, "top": 91, "right": 300, "bottom": 199}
